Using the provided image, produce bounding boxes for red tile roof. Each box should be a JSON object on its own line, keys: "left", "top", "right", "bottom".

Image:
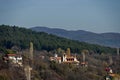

{"left": 7, "top": 54, "right": 16, "bottom": 56}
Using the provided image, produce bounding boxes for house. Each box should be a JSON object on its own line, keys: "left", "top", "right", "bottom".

{"left": 4, "top": 54, "right": 23, "bottom": 66}
{"left": 50, "top": 48, "right": 79, "bottom": 65}
{"left": 50, "top": 53, "right": 61, "bottom": 63}
{"left": 81, "top": 62, "right": 88, "bottom": 67}
{"left": 105, "top": 67, "right": 120, "bottom": 80}
{"left": 62, "top": 53, "right": 79, "bottom": 65}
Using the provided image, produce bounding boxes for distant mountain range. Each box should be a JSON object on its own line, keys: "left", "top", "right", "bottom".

{"left": 31, "top": 26, "right": 120, "bottom": 48}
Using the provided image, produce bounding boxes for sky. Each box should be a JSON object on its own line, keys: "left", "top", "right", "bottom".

{"left": 0, "top": 0, "right": 120, "bottom": 33}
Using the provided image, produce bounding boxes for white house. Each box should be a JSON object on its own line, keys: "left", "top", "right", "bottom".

{"left": 5, "top": 54, "right": 23, "bottom": 66}
{"left": 50, "top": 53, "right": 61, "bottom": 63}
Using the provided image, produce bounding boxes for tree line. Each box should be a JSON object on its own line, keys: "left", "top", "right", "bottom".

{"left": 0, "top": 24, "right": 116, "bottom": 54}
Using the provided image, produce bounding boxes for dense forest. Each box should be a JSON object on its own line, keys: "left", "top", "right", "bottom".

{"left": 0, "top": 24, "right": 116, "bottom": 54}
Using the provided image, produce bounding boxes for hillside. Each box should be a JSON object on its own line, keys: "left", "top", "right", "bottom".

{"left": 0, "top": 25, "right": 116, "bottom": 54}
{"left": 0, "top": 49, "right": 120, "bottom": 80}
{"left": 31, "top": 26, "right": 120, "bottom": 47}
{"left": 0, "top": 25, "right": 120, "bottom": 80}
{"left": 20, "top": 50, "right": 120, "bottom": 80}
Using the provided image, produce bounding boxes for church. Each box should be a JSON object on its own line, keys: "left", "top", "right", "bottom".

{"left": 62, "top": 48, "right": 79, "bottom": 65}
{"left": 50, "top": 48, "right": 79, "bottom": 65}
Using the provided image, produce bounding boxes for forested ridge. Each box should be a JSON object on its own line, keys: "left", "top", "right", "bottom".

{"left": 0, "top": 24, "right": 116, "bottom": 54}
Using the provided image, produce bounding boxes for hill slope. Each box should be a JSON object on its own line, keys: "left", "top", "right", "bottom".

{"left": 31, "top": 26, "right": 120, "bottom": 47}
{"left": 0, "top": 25, "right": 115, "bottom": 54}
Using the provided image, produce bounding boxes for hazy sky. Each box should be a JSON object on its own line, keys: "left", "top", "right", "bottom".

{"left": 0, "top": 0, "right": 120, "bottom": 33}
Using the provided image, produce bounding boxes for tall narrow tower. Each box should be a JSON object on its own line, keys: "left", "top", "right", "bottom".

{"left": 109, "top": 56, "right": 113, "bottom": 65}
{"left": 82, "top": 50, "right": 88, "bottom": 62}
{"left": 82, "top": 52, "right": 85, "bottom": 62}
{"left": 66, "top": 48, "right": 70, "bottom": 57}
{"left": 29, "top": 42, "right": 33, "bottom": 60}
{"left": 24, "top": 42, "right": 33, "bottom": 80}
{"left": 24, "top": 65, "right": 32, "bottom": 80}
{"left": 117, "top": 48, "right": 119, "bottom": 56}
